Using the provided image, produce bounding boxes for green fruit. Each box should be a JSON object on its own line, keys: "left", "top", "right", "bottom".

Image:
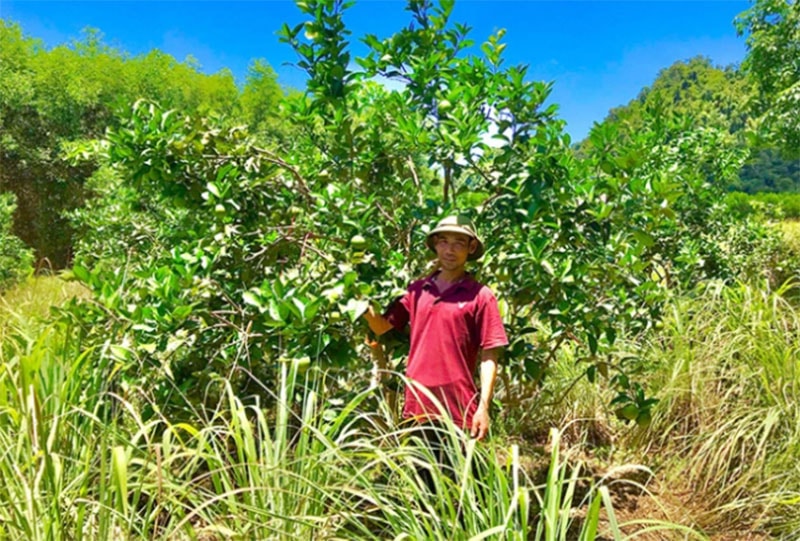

{"left": 616, "top": 404, "right": 639, "bottom": 421}
{"left": 350, "top": 234, "right": 368, "bottom": 250}
{"left": 439, "top": 99, "right": 452, "bottom": 111}
{"left": 635, "top": 410, "right": 652, "bottom": 428}
{"left": 327, "top": 290, "right": 342, "bottom": 302}
{"left": 214, "top": 204, "right": 225, "bottom": 215}
{"left": 357, "top": 281, "right": 373, "bottom": 295}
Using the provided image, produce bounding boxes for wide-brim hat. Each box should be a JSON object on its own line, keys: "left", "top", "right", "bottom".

{"left": 425, "top": 215, "right": 485, "bottom": 261}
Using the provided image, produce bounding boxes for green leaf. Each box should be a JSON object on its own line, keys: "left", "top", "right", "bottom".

{"left": 342, "top": 298, "right": 369, "bottom": 323}
{"left": 72, "top": 264, "right": 90, "bottom": 283}
{"left": 206, "top": 182, "right": 222, "bottom": 199}
{"left": 291, "top": 298, "right": 306, "bottom": 319}
{"left": 632, "top": 230, "right": 655, "bottom": 248}
{"left": 587, "top": 333, "right": 598, "bottom": 355}
{"left": 111, "top": 446, "right": 129, "bottom": 514}
{"left": 172, "top": 305, "right": 193, "bottom": 320}
{"left": 267, "top": 300, "right": 286, "bottom": 327}
{"left": 242, "top": 291, "right": 264, "bottom": 311}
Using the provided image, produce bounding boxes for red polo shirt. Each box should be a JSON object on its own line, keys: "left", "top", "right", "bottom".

{"left": 384, "top": 272, "right": 508, "bottom": 429}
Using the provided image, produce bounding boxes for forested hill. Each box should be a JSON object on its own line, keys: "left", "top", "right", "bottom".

{"left": 580, "top": 56, "right": 800, "bottom": 193}
{"left": 0, "top": 21, "right": 288, "bottom": 267}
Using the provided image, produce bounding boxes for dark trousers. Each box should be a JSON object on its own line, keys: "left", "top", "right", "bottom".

{"left": 411, "top": 421, "right": 455, "bottom": 492}
{"left": 408, "top": 421, "right": 484, "bottom": 494}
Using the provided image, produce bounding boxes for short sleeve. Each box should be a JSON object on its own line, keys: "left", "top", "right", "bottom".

{"left": 383, "top": 293, "right": 410, "bottom": 331}
{"left": 477, "top": 287, "right": 509, "bottom": 351}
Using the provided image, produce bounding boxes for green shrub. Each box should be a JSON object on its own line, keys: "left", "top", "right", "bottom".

{"left": 724, "top": 191, "right": 754, "bottom": 218}
{"left": 63, "top": 0, "right": 783, "bottom": 423}
{"left": 0, "top": 192, "right": 33, "bottom": 290}
{"left": 725, "top": 191, "right": 800, "bottom": 220}
{"left": 781, "top": 194, "right": 800, "bottom": 219}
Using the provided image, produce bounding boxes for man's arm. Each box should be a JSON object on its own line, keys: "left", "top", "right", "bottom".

{"left": 470, "top": 347, "right": 501, "bottom": 440}
{"left": 363, "top": 304, "right": 400, "bottom": 394}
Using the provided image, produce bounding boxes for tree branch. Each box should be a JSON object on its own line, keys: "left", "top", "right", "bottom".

{"left": 252, "top": 146, "right": 314, "bottom": 202}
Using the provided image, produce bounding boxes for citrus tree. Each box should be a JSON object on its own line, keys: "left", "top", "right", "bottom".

{"left": 67, "top": 0, "right": 758, "bottom": 422}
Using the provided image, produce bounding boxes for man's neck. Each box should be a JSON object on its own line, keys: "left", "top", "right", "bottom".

{"left": 436, "top": 268, "right": 466, "bottom": 284}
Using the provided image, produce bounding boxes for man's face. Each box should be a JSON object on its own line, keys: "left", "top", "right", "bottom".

{"left": 433, "top": 232, "right": 476, "bottom": 271}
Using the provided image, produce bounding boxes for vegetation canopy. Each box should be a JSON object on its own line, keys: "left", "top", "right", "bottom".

{"left": 55, "top": 0, "right": 782, "bottom": 425}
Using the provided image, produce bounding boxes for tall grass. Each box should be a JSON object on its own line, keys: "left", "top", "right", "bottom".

{"left": 779, "top": 220, "right": 800, "bottom": 256}
{"left": 0, "top": 305, "right": 624, "bottom": 539}
{"left": 1, "top": 278, "right": 707, "bottom": 539}
{"left": 0, "top": 322, "right": 619, "bottom": 539}
{"left": 0, "top": 276, "right": 88, "bottom": 335}
{"left": 629, "top": 280, "right": 800, "bottom": 537}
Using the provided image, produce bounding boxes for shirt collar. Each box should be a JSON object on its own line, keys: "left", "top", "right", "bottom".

{"left": 422, "top": 270, "right": 474, "bottom": 293}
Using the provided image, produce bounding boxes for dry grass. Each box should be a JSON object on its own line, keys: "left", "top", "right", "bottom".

{"left": 777, "top": 220, "right": 800, "bottom": 255}
{"left": 506, "top": 279, "right": 800, "bottom": 539}
{"left": 624, "top": 281, "right": 800, "bottom": 537}
{"left": 0, "top": 274, "right": 89, "bottom": 332}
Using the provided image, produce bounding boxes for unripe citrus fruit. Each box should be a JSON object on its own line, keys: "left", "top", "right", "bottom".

{"left": 616, "top": 404, "right": 639, "bottom": 421}
{"left": 350, "top": 234, "right": 368, "bottom": 250}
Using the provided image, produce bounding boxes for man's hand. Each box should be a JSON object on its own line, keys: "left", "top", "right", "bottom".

{"left": 363, "top": 303, "right": 394, "bottom": 336}
{"left": 471, "top": 351, "right": 500, "bottom": 441}
{"left": 471, "top": 404, "right": 490, "bottom": 440}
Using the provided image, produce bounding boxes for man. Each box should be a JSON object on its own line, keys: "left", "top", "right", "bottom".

{"left": 364, "top": 215, "right": 508, "bottom": 441}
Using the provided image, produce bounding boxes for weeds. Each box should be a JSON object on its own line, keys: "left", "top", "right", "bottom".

{"left": 628, "top": 280, "right": 800, "bottom": 536}
{"left": 0, "top": 304, "right": 631, "bottom": 540}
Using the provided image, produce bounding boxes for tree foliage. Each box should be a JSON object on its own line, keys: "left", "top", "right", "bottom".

{"left": 0, "top": 21, "right": 284, "bottom": 267}
{"left": 736, "top": 0, "right": 800, "bottom": 157}
{"left": 582, "top": 54, "right": 800, "bottom": 193}
{"left": 0, "top": 192, "right": 33, "bottom": 290}
{"left": 595, "top": 56, "right": 752, "bottom": 137}
{"left": 240, "top": 59, "right": 288, "bottom": 140}
{"left": 57, "top": 0, "right": 782, "bottom": 424}
{"left": 738, "top": 148, "right": 800, "bottom": 192}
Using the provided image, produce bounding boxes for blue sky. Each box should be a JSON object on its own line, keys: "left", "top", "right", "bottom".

{"left": 1, "top": 0, "right": 752, "bottom": 141}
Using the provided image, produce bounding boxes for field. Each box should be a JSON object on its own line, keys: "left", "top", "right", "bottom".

{"left": 2, "top": 262, "right": 798, "bottom": 539}
{"left": 779, "top": 220, "right": 800, "bottom": 254}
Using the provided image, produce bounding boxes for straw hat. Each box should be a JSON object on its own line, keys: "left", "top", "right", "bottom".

{"left": 425, "top": 215, "right": 485, "bottom": 261}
